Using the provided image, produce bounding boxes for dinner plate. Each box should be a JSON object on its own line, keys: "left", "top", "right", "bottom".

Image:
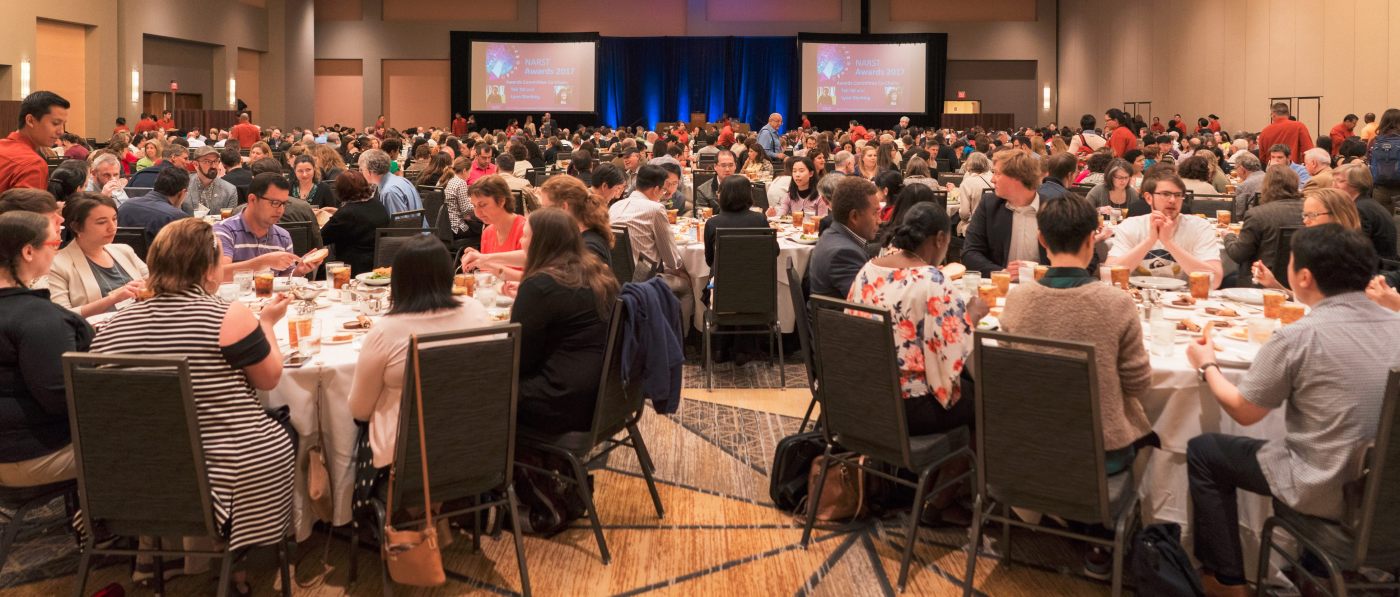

{"left": 977, "top": 315, "right": 1000, "bottom": 331}
{"left": 355, "top": 272, "right": 391, "bottom": 286}
{"left": 1130, "top": 276, "right": 1187, "bottom": 290}
{"left": 1220, "top": 287, "right": 1266, "bottom": 305}
{"left": 791, "top": 235, "right": 819, "bottom": 245}
{"left": 1215, "top": 340, "right": 1260, "bottom": 367}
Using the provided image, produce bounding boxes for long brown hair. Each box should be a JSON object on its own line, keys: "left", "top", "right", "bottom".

{"left": 522, "top": 209, "right": 618, "bottom": 320}
{"left": 1261, "top": 164, "right": 1302, "bottom": 205}
{"left": 146, "top": 218, "right": 220, "bottom": 296}
{"left": 540, "top": 175, "right": 613, "bottom": 246}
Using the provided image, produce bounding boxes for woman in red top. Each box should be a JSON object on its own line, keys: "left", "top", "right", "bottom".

{"left": 471, "top": 175, "right": 526, "bottom": 254}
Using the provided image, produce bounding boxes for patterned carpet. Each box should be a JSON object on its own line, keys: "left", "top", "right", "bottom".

{"left": 3, "top": 355, "right": 1130, "bottom": 596}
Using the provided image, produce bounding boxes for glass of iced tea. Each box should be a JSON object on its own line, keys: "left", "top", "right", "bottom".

{"left": 220, "top": 207, "right": 234, "bottom": 220}
{"left": 1216, "top": 210, "right": 1231, "bottom": 226}
{"left": 1110, "top": 265, "right": 1130, "bottom": 290}
{"left": 327, "top": 262, "right": 350, "bottom": 290}
{"left": 991, "top": 270, "right": 1011, "bottom": 296}
{"left": 454, "top": 273, "right": 476, "bottom": 297}
{"left": 1279, "top": 302, "right": 1306, "bottom": 324}
{"left": 791, "top": 210, "right": 805, "bottom": 229}
{"left": 802, "top": 219, "right": 818, "bottom": 236}
{"left": 666, "top": 209, "right": 678, "bottom": 224}
{"left": 1261, "top": 290, "right": 1287, "bottom": 319}
{"left": 254, "top": 270, "right": 275, "bottom": 298}
{"left": 1188, "top": 271, "right": 1212, "bottom": 300}
{"left": 701, "top": 207, "right": 714, "bottom": 219}
{"left": 977, "top": 283, "right": 998, "bottom": 305}
{"left": 1034, "top": 265, "right": 1049, "bottom": 281}
{"left": 287, "top": 314, "right": 312, "bottom": 349}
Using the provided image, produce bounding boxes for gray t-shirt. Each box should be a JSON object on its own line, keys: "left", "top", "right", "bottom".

{"left": 1239, "top": 291, "right": 1400, "bottom": 520}
{"left": 87, "top": 258, "right": 132, "bottom": 313}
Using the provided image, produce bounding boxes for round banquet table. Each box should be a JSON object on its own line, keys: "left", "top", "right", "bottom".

{"left": 672, "top": 218, "right": 816, "bottom": 333}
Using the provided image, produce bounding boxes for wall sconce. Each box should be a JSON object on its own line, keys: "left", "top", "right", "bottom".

{"left": 1042, "top": 85, "right": 1051, "bottom": 111}
{"left": 20, "top": 60, "right": 31, "bottom": 97}
{"left": 131, "top": 69, "right": 141, "bottom": 103}
{"left": 228, "top": 77, "right": 237, "bottom": 108}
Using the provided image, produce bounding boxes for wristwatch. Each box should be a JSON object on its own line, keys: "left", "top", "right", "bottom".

{"left": 1197, "top": 362, "right": 1221, "bottom": 382}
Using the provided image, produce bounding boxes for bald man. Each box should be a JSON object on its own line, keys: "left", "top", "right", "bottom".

{"left": 757, "top": 112, "right": 785, "bottom": 160}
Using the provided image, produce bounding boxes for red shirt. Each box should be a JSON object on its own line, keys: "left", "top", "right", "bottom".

{"left": 1208, "top": 119, "right": 1221, "bottom": 132}
{"left": 376, "top": 117, "right": 385, "bottom": 129}
{"left": 134, "top": 119, "right": 160, "bottom": 135}
{"left": 718, "top": 125, "right": 735, "bottom": 148}
{"left": 801, "top": 116, "right": 811, "bottom": 129}
{"left": 452, "top": 117, "right": 468, "bottom": 136}
{"left": 850, "top": 125, "right": 869, "bottom": 142}
{"left": 1258, "top": 116, "right": 1313, "bottom": 164}
{"left": 157, "top": 118, "right": 176, "bottom": 131}
{"left": 113, "top": 124, "right": 129, "bottom": 135}
{"left": 229, "top": 122, "right": 261, "bottom": 148}
{"left": 465, "top": 162, "right": 497, "bottom": 185}
{"left": 1329, "top": 123, "right": 1353, "bottom": 157}
{"left": 482, "top": 213, "right": 526, "bottom": 254}
{"left": 0, "top": 131, "right": 48, "bottom": 193}
{"left": 1108, "top": 126, "right": 1137, "bottom": 158}
{"left": 1150, "top": 122, "right": 1166, "bottom": 133}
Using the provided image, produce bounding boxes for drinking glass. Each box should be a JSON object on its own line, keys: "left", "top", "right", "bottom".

{"left": 217, "top": 283, "right": 240, "bottom": 302}
{"left": 991, "top": 270, "right": 1011, "bottom": 296}
{"left": 253, "top": 270, "right": 275, "bottom": 298}
{"left": 1188, "top": 271, "right": 1212, "bottom": 300}
{"left": 1279, "top": 302, "right": 1306, "bottom": 324}
{"left": 1017, "top": 261, "right": 1036, "bottom": 285}
{"left": 300, "top": 319, "right": 322, "bottom": 356}
{"left": 1261, "top": 290, "right": 1287, "bottom": 319}
{"left": 233, "top": 271, "right": 254, "bottom": 296}
{"left": 1150, "top": 317, "right": 1176, "bottom": 356}
{"left": 962, "top": 271, "right": 983, "bottom": 298}
{"left": 1247, "top": 317, "right": 1280, "bottom": 344}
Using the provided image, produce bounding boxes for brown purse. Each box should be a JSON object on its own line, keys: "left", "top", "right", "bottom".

{"left": 802, "top": 453, "right": 867, "bottom": 522}
{"left": 306, "top": 380, "right": 334, "bottom": 523}
{"left": 381, "top": 340, "right": 446, "bottom": 587}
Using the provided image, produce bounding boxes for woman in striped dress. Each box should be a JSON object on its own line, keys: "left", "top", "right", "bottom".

{"left": 91, "top": 218, "right": 295, "bottom": 594}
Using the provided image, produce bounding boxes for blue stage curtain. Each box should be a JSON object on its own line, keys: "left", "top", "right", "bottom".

{"left": 599, "top": 37, "right": 794, "bottom": 131}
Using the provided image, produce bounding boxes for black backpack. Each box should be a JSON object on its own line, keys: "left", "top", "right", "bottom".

{"left": 509, "top": 449, "right": 590, "bottom": 536}
{"left": 1130, "top": 523, "right": 1205, "bottom": 597}
{"left": 1373, "top": 136, "right": 1400, "bottom": 187}
{"left": 769, "top": 431, "right": 826, "bottom": 511}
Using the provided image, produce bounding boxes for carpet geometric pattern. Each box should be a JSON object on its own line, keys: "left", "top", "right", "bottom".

{"left": 3, "top": 397, "right": 1125, "bottom": 596}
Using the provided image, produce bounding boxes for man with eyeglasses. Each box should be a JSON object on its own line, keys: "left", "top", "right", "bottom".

{"left": 215, "top": 173, "right": 324, "bottom": 280}
{"left": 183, "top": 147, "right": 238, "bottom": 216}
{"left": 1107, "top": 167, "right": 1223, "bottom": 286}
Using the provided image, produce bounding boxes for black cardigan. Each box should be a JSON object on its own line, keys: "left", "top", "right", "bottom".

{"left": 0, "top": 287, "right": 93, "bottom": 462}
{"left": 510, "top": 275, "right": 607, "bottom": 433}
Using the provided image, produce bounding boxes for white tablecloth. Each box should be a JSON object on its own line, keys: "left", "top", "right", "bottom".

{"left": 674, "top": 222, "right": 816, "bottom": 333}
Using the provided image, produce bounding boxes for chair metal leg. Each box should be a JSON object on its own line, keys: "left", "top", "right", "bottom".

{"left": 898, "top": 468, "right": 933, "bottom": 592}
{"left": 1000, "top": 502, "right": 1013, "bottom": 569}
{"left": 1255, "top": 518, "right": 1277, "bottom": 597}
{"left": 279, "top": 539, "right": 294, "bottom": 597}
{"left": 566, "top": 454, "right": 610, "bottom": 564}
{"left": 505, "top": 486, "right": 532, "bottom": 597}
{"left": 800, "top": 446, "right": 834, "bottom": 548}
{"left": 962, "top": 495, "right": 986, "bottom": 597}
{"left": 348, "top": 520, "right": 360, "bottom": 583}
{"left": 704, "top": 322, "right": 713, "bottom": 390}
{"left": 628, "top": 423, "right": 666, "bottom": 519}
{"left": 799, "top": 394, "right": 819, "bottom": 434}
{"left": 71, "top": 548, "right": 92, "bottom": 597}
{"left": 215, "top": 553, "right": 234, "bottom": 597}
{"left": 775, "top": 324, "right": 786, "bottom": 389}
{"left": 1111, "top": 505, "right": 1137, "bottom": 597}
{"left": 471, "top": 495, "right": 481, "bottom": 553}
{"left": 379, "top": 548, "right": 393, "bottom": 597}
{"left": 153, "top": 555, "right": 165, "bottom": 596}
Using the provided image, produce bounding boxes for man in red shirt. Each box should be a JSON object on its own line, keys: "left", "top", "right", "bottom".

{"left": 1208, "top": 114, "right": 1222, "bottom": 132}
{"left": 1105, "top": 109, "right": 1137, "bottom": 157}
{"left": 848, "top": 119, "right": 869, "bottom": 142}
{"left": 451, "top": 112, "right": 468, "bottom": 136}
{"left": 157, "top": 110, "right": 176, "bottom": 131}
{"left": 229, "top": 112, "right": 261, "bottom": 148}
{"left": 464, "top": 141, "right": 497, "bottom": 184}
{"left": 0, "top": 91, "right": 68, "bottom": 194}
{"left": 113, "top": 117, "right": 130, "bottom": 135}
{"left": 1150, "top": 117, "right": 1166, "bottom": 133}
{"left": 717, "top": 122, "right": 735, "bottom": 148}
{"left": 1257, "top": 102, "right": 1313, "bottom": 164}
{"left": 133, "top": 113, "right": 160, "bottom": 135}
{"left": 1328, "top": 114, "right": 1358, "bottom": 157}
{"left": 375, "top": 114, "right": 385, "bottom": 129}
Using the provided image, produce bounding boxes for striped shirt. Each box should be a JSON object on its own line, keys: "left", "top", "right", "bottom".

{"left": 1239, "top": 291, "right": 1400, "bottom": 520}
{"left": 214, "top": 214, "right": 293, "bottom": 273}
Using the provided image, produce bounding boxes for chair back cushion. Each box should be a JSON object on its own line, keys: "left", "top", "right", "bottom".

{"left": 810, "top": 297, "right": 911, "bottom": 467}
{"left": 610, "top": 226, "right": 636, "bottom": 284}
{"left": 712, "top": 228, "right": 778, "bottom": 317}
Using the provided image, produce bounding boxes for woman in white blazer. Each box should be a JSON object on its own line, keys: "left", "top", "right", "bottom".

{"left": 50, "top": 194, "right": 148, "bottom": 317}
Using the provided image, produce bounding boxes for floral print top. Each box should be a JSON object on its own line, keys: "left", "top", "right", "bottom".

{"left": 846, "top": 262, "right": 973, "bottom": 409}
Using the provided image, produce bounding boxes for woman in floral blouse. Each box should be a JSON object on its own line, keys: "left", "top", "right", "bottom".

{"left": 847, "top": 203, "right": 989, "bottom": 434}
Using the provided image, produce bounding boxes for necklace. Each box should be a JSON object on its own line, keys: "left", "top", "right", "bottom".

{"left": 900, "top": 249, "right": 928, "bottom": 265}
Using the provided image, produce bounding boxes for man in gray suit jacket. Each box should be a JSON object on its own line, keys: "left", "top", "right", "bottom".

{"left": 809, "top": 177, "right": 881, "bottom": 299}
{"left": 694, "top": 149, "right": 738, "bottom": 217}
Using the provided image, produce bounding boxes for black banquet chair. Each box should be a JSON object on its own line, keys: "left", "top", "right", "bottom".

{"left": 609, "top": 225, "right": 637, "bottom": 285}
{"left": 114, "top": 227, "right": 150, "bottom": 261}
{"left": 703, "top": 228, "right": 784, "bottom": 390}
{"left": 516, "top": 299, "right": 665, "bottom": 565}
{"left": 374, "top": 228, "right": 421, "bottom": 269}
{"left": 63, "top": 353, "right": 293, "bottom": 597}
{"left": 350, "top": 326, "right": 532, "bottom": 596}
{"left": 964, "top": 330, "right": 1144, "bottom": 597}
{"left": 785, "top": 257, "right": 819, "bottom": 431}
{"left": 1255, "top": 367, "right": 1400, "bottom": 597}
{"left": 800, "top": 297, "right": 975, "bottom": 592}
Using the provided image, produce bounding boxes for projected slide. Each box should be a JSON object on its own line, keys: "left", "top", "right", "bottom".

{"left": 800, "top": 42, "right": 926, "bottom": 114}
{"left": 470, "top": 41, "right": 596, "bottom": 112}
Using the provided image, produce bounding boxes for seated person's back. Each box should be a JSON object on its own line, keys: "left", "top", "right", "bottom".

{"left": 809, "top": 176, "right": 880, "bottom": 298}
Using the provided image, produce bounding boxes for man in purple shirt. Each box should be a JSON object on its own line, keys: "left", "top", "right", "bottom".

{"left": 215, "top": 173, "right": 323, "bottom": 280}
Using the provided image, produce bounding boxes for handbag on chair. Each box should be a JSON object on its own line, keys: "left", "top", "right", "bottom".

{"left": 306, "top": 384, "right": 334, "bottom": 523}
{"left": 380, "top": 343, "right": 446, "bottom": 587}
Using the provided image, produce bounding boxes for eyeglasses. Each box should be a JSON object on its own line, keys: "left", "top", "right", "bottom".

{"left": 1150, "top": 191, "right": 1185, "bottom": 199}
{"left": 43, "top": 240, "right": 62, "bottom": 248}
{"left": 258, "top": 198, "right": 290, "bottom": 209}
{"left": 1301, "top": 210, "right": 1331, "bottom": 220}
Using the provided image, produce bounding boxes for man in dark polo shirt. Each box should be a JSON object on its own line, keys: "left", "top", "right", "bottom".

{"left": 117, "top": 167, "right": 191, "bottom": 244}
{"left": 0, "top": 91, "right": 68, "bottom": 194}
{"left": 214, "top": 173, "right": 324, "bottom": 280}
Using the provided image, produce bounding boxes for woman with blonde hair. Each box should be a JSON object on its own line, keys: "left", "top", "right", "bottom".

{"left": 1253, "top": 188, "right": 1361, "bottom": 293}
{"left": 856, "top": 145, "right": 880, "bottom": 180}
{"left": 312, "top": 143, "right": 347, "bottom": 182}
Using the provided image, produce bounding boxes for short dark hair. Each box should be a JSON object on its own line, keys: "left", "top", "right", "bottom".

{"left": 831, "top": 176, "right": 877, "bottom": 226}
{"left": 18, "top": 91, "right": 69, "bottom": 129}
{"left": 1036, "top": 194, "right": 1098, "bottom": 254}
{"left": 1079, "top": 114, "right": 1097, "bottom": 131}
{"left": 0, "top": 188, "right": 59, "bottom": 215}
{"left": 1046, "top": 152, "right": 1077, "bottom": 181}
{"left": 717, "top": 175, "right": 753, "bottom": 213}
{"left": 249, "top": 172, "right": 291, "bottom": 198}
{"left": 495, "top": 153, "right": 516, "bottom": 173}
{"left": 387, "top": 235, "right": 458, "bottom": 315}
{"left": 635, "top": 164, "right": 668, "bottom": 192}
{"left": 153, "top": 166, "right": 191, "bottom": 197}
{"left": 658, "top": 162, "right": 682, "bottom": 180}
{"left": 1269, "top": 144, "right": 1291, "bottom": 158}
{"left": 220, "top": 147, "right": 242, "bottom": 168}
{"left": 1290, "top": 224, "right": 1376, "bottom": 296}
{"left": 1344, "top": 113, "right": 1359, "bottom": 123}
{"left": 591, "top": 163, "right": 624, "bottom": 189}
